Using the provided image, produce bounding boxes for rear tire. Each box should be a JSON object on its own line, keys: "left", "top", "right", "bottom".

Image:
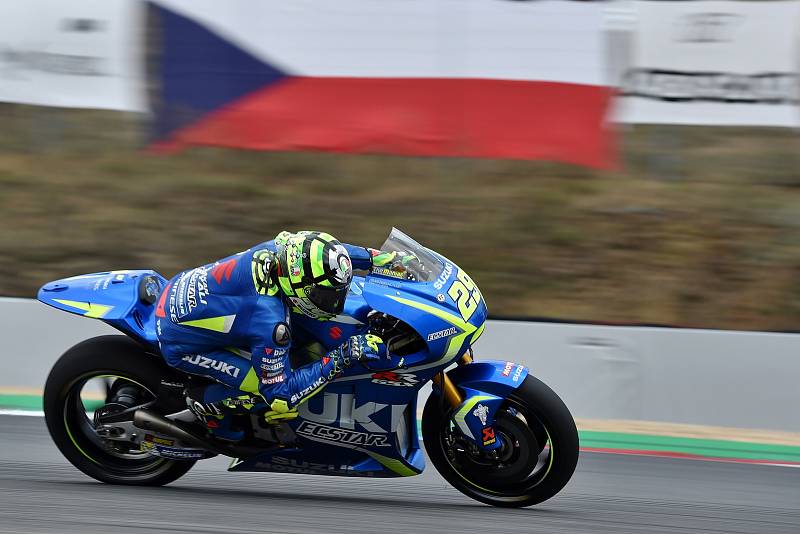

{"left": 43, "top": 335, "right": 196, "bottom": 485}
{"left": 422, "top": 374, "right": 579, "bottom": 507}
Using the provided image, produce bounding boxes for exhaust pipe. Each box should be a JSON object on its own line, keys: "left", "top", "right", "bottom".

{"left": 133, "top": 409, "right": 274, "bottom": 458}
{"left": 133, "top": 409, "right": 228, "bottom": 455}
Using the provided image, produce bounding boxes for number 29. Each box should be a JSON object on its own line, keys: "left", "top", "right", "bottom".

{"left": 448, "top": 269, "right": 481, "bottom": 321}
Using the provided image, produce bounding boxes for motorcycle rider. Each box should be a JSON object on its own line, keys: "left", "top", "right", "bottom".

{"left": 155, "top": 230, "right": 413, "bottom": 440}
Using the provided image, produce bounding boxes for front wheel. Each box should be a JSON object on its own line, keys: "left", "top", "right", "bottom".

{"left": 43, "top": 335, "right": 196, "bottom": 485}
{"left": 422, "top": 375, "right": 579, "bottom": 507}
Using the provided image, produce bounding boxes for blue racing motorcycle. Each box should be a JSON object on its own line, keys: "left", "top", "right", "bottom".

{"left": 39, "top": 229, "right": 578, "bottom": 507}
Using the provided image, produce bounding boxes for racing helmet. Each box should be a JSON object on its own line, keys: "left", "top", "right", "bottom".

{"left": 275, "top": 231, "right": 353, "bottom": 319}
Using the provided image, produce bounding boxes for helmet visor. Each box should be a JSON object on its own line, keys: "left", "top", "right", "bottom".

{"left": 308, "top": 283, "right": 348, "bottom": 315}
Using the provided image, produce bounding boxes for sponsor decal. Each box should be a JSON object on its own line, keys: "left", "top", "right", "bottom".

{"left": 296, "top": 421, "right": 390, "bottom": 447}
{"left": 436, "top": 293, "right": 445, "bottom": 303}
{"left": 501, "top": 361, "right": 514, "bottom": 377}
{"left": 144, "top": 434, "right": 174, "bottom": 447}
{"left": 273, "top": 323, "right": 291, "bottom": 346}
{"left": 371, "top": 371, "right": 418, "bottom": 387}
{"left": 472, "top": 404, "right": 489, "bottom": 426}
{"left": 264, "top": 347, "right": 273, "bottom": 355}
{"left": 168, "top": 278, "right": 179, "bottom": 322}
{"left": 210, "top": 258, "right": 237, "bottom": 284}
{"left": 253, "top": 457, "right": 372, "bottom": 476}
{"left": 141, "top": 442, "right": 205, "bottom": 460}
{"left": 298, "top": 393, "right": 403, "bottom": 434}
{"left": 262, "top": 357, "right": 282, "bottom": 366}
{"left": 290, "top": 376, "right": 325, "bottom": 404}
{"left": 221, "top": 396, "right": 258, "bottom": 408}
{"left": 181, "top": 354, "right": 241, "bottom": 378}
{"left": 171, "top": 267, "right": 210, "bottom": 320}
{"left": 427, "top": 326, "right": 458, "bottom": 342}
{"left": 482, "top": 427, "right": 496, "bottom": 446}
{"left": 273, "top": 348, "right": 288, "bottom": 357}
{"left": 329, "top": 326, "right": 343, "bottom": 340}
{"left": 261, "top": 362, "right": 283, "bottom": 372}
{"left": 433, "top": 262, "right": 454, "bottom": 290}
{"left": 367, "top": 277, "right": 401, "bottom": 289}
{"left": 371, "top": 267, "right": 405, "bottom": 279}
{"left": 512, "top": 365, "right": 524, "bottom": 382}
{"left": 92, "top": 274, "right": 119, "bottom": 291}
{"left": 261, "top": 374, "right": 285, "bottom": 385}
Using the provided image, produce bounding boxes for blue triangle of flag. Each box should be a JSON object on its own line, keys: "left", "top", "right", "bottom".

{"left": 149, "top": 2, "right": 289, "bottom": 140}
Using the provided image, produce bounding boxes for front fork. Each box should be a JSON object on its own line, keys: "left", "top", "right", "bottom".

{"left": 432, "top": 351, "right": 473, "bottom": 407}
{"left": 433, "top": 350, "right": 504, "bottom": 452}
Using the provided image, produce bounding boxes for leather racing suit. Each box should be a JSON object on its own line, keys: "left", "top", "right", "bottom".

{"left": 155, "top": 238, "right": 380, "bottom": 418}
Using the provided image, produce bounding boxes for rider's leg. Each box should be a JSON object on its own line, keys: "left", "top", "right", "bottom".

{"left": 161, "top": 343, "right": 260, "bottom": 440}
{"left": 162, "top": 343, "right": 259, "bottom": 395}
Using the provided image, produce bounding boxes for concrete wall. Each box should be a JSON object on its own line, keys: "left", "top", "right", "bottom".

{"left": 3, "top": 298, "right": 799, "bottom": 431}
{"left": 475, "top": 321, "right": 800, "bottom": 431}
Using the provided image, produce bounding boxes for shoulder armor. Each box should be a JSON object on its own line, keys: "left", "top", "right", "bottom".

{"left": 251, "top": 249, "right": 279, "bottom": 296}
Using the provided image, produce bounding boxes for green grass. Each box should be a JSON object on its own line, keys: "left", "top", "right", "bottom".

{"left": 2, "top": 104, "right": 800, "bottom": 330}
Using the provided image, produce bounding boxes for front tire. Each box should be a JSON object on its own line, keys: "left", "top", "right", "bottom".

{"left": 422, "top": 374, "right": 579, "bottom": 507}
{"left": 43, "top": 335, "right": 196, "bottom": 485}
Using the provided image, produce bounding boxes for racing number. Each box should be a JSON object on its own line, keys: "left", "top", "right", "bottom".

{"left": 448, "top": 269, "right": 481, "bottom": 321}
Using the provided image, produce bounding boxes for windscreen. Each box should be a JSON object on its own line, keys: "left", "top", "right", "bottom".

{"left": 377, "top": 228, "right": 443, "bottom": 283}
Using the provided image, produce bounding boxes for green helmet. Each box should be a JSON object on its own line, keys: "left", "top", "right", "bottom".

{"left": 275, "top": 231, "right": 353, "bottom": 319}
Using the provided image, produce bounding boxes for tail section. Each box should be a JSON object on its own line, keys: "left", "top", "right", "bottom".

{"left": 38, "top": 270, "right": 167, "bottom": 347}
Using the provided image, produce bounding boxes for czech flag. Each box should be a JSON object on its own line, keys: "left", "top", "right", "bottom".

{"left": 148, "top": 0, "right": 616, "bottom": 168}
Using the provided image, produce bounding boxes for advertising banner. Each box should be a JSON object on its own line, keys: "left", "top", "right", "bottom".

{"left": 617, "top": 0, "right": 800, "bottom": 127}
{"left": 0, "top": 0, "right": 144, "bottom": 111}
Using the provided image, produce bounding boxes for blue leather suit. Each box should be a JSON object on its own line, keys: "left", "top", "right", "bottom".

{"left": 155, "top": 238, "right": 373, "bottom": 412}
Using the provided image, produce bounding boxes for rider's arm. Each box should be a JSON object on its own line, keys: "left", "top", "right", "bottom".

{"left": 342, "top": 244, "right": 373, "bottom": 271}
{"left": 251, "top": 333, "right": 374, "bottom": 414}
{"left": 252, "top": 336, "right": 328, "bottom": 414}
{"left": 342, "top": 243, "right": 416, "bottom": 271}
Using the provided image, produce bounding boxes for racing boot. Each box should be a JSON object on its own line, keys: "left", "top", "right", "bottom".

{"left": 185, "top": 386, "right": 245, "bottom": 442}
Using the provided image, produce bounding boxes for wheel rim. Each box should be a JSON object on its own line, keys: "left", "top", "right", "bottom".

{"left": 61, "top": 372, "right": 172, "bottom": 478}
{"left": 439, "top": 399, "right": 555, "bottom": 499}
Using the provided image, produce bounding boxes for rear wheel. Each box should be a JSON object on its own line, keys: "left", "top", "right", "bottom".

{"left": 43, "top": 335, "right": 196, "bottom": 485}
{"left": 422, "top": 375, "right": 579, "bottom": 507}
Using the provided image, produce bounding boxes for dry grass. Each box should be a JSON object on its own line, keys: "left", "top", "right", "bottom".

{"left": 2, "top": 105, "right": 800, "bottom": 330}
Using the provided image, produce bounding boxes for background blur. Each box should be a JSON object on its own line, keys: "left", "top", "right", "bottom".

{"left": 2, "top": 0, "right": 800, "bottom": 332}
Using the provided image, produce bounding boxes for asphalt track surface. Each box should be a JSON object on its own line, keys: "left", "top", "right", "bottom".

{"left": 0, "top": 416, "right": 798, "bottom": 534}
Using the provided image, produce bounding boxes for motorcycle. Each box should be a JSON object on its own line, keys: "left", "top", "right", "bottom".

{"left": 39, "top": 228, "right": 578, "bottom": 507}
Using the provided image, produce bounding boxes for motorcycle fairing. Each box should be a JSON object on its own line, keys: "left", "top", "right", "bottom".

{"left": 38, "top": 270, "right": 165, "bottom": 347}
{"left": 228, "top": 384, "right": 425, "bottom": 477}
{"left": 452, "top": 388, "right": 505, "bottom": 451}
{"left": 445, "top": 360, "right": 530, "bottom": 399}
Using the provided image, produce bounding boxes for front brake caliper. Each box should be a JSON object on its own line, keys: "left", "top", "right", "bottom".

{"left": 451, "top": 389, "right": 505, "bottom": 451}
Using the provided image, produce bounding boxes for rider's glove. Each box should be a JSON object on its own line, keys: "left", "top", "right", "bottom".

{"left": 368, "top": 249, "right": 418, "bottom": 270}
{"left": 323, "top": 334, "right": 386, "bottom": 380}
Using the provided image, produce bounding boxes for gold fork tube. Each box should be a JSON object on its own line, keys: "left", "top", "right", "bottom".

{"left": 433, "top": 372, "right": 463, "bottom": 408}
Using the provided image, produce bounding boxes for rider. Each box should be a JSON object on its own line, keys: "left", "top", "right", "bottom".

{"left": 155, "top": 230, "right": 410, "bottom": 440}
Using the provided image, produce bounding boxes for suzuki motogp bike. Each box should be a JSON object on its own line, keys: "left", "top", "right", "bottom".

{"left": 40, "top": 228, "right": 578, "bottom": 507}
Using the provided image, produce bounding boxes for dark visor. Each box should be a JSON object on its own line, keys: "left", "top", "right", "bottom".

{"left": 308, "top": 283, "right": 348, "bottom": 315}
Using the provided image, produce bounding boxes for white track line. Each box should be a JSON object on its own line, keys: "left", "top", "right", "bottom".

{"left": 0, "top": 409, "right": 44, "bottom": 417}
